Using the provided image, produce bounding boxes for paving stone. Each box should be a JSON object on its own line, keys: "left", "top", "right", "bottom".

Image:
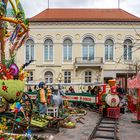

{"left": 119, "top": 112, "right": 140, "bottom": 140}
{"left": 32, "top": 111, "right": 140, "bottom": 140}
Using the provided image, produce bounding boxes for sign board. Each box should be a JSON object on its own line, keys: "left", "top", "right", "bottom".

{"left": 62, "top": 95, "right": 96, "bottom": 103}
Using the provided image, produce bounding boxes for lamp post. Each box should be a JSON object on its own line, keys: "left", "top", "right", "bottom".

{"left": 58, "top": 72, "right": 62, "bottom": 83}
{"left": 57, "top": 72, "right": 63, "bottom": 89}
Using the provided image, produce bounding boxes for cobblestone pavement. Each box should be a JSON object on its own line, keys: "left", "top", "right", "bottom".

{"left": 119, "top": 112, "right": 140, "bottom": 140}
{"left": 54, "top": 111, "right": 99, "bottom": 140}
{"left": 33, "top": 111, "right": 140, "bottom": 140}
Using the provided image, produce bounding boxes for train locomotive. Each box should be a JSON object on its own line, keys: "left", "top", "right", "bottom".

{"left": 98, "top": 79, "right": 121, "bottom": 119}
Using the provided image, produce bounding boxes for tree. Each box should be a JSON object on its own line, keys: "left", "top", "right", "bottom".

{"left": 94, "top": 70, "right": 101, "bottom": 82}
{"left": 126, "top": 57, "right": 140, "bottom": 76}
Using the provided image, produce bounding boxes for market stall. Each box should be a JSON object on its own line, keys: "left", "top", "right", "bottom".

{"left": 127, "top": 72, "right": 140, "bottom": 122}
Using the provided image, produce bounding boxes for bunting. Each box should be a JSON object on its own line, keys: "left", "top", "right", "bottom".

{"left": 9, "top": 24, "right": 21, "bottom": 44}
{"left": 15, "top": 31, "right": 29, "bottom": 50}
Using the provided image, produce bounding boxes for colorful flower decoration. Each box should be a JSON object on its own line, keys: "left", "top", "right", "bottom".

{"left": 111, "top": 98, "right": 116, "bottom": 103}
{"left": 9, "top": 64, "right": 19, "bottom": 76}
{"left": 16, "top": 91, "right": 21, "bottom": 97}
{"left": 2, "top": 85, "right": 8, "bottom": 92}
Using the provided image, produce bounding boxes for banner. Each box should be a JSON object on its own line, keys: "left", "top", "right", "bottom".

{"left": 62, "top": 95, "right": 96, "bottom": 103}
{"left": 28, "top": 93, "right": 96, "bottom": 104}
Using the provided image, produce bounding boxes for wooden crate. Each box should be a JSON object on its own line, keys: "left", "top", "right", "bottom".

{"left": 31, "top": 119, "right": 49, "bottom": 127}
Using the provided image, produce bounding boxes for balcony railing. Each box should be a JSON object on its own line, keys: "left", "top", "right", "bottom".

{"left": 75, "top": 57, "right": 103, "bottom": 67}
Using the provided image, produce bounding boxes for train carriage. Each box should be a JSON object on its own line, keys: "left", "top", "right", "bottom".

{"left": 26, "top": 81, "right": 121, "bottom": 119}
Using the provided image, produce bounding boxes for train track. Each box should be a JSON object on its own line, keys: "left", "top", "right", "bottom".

{"left": 88, "top": 117, "right": 119, "bottom": 140}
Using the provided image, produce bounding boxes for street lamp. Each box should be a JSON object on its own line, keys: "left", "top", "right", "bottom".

{"left": 57, "top": 72, "right": 63, "bottom": 90}
{"left": 57, "top": 72, "right": 63, "bottom": 83}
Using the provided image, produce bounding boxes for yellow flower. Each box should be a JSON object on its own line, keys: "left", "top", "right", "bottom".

{"left": 10, "top": 102, "right": 16, "bottom": 110}
{"left": 1, "top": 117, "right": 6, "bottom": 122}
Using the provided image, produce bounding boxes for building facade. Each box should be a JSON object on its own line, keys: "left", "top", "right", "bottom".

{"left": 16, "top": 9, "right": 140, "bottom": 90}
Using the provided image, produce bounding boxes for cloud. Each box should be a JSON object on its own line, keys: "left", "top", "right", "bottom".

{"left": 18, "top": 0, "right": 140, "bottom": 18}
{"left": 20, "top": 0, "right": 48, "bottom": 17}
{"left": 121, "top": 0, "right": 140, "bottom": 17}
{"left": 50, "top": 0, "right": 93, "bottom": 7}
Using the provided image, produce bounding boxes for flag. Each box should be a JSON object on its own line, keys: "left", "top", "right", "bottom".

{"left": 15, "top": 32, "right": 29, "bottom": 50}
{"left": 10, "top": 36, "right": 20, "bottom": 54}
{"left": 9, "top": 24, "right": 21, "bottom": 44}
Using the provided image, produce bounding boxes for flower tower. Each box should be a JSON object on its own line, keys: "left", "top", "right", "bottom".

{"left": 0, "top": 0, "right": 29, "bottom": 103}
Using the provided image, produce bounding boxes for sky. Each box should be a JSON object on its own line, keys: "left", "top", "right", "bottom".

{"left": 18, "top": 0, "right": 140, "bottom": 18}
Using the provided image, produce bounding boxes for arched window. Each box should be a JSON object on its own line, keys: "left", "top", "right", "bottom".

{"left": 82, "top": 37, "right": 94, "bottom": 60}
{"left": 26, "top": 39, "right": 34, "bottom": 62}
{"left": 85, "top": 71, "right": 92, "bottom": 83}
{"left": 44, "top": 39, "right": 53, "bottom": 61}
{"left": 44, "top": 71, "right": 53, "bottom": 83}
{"left": 63, "top": 39, "right": 72, "bottom": 61}
{"left": 105, "top": 39, "right": 114, "bottom": 61}
{"left": 124, "top": 39, "right": 132, "bottom": 60}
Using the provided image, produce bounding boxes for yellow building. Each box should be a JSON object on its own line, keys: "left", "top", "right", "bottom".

{"left": 16, "top": 8, "right": 140, "bottom": 90}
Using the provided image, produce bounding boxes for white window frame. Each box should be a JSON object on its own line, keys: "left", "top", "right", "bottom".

{"left": 63, "top": 39, "right": 72, "bottom": 61}
{"left": 27, "top": 71, "right": 34, "bottom": 82}
{"left": 105, "top": 39, "right": 114, "bottom": 61}
{"left": 44, "top": 39, "right": 53, "bottom": 61}
{"left": 64, "top": 71, "right": 71, "bottom": 83}
{"left": 25, "top": 39, "right": 34, "bottom": 62}
{"left": 85, "top": 71, "right": 92, "bottom": 83}
{"left": 82, "top": 37, "right": 94, "bottom": 60}
{"left": 123, "top": 39, "right": 132, "bottom": 61}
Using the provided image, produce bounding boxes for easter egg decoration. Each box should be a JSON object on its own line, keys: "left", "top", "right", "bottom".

{"left": 9, "top": 63, "right": 19, "bottom": 77}
{"left": 0, "top": 80, "right": 25, "bottom": 103}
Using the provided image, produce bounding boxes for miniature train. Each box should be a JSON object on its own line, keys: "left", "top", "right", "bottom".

{"left": 98, "top": 80, "right": 121, "bottom": 118}
{"left": 62, "top": 79, "right": 122, "bottom": 119}
{"left": 27, "top": 79, "right": 122, "bottom": 119}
